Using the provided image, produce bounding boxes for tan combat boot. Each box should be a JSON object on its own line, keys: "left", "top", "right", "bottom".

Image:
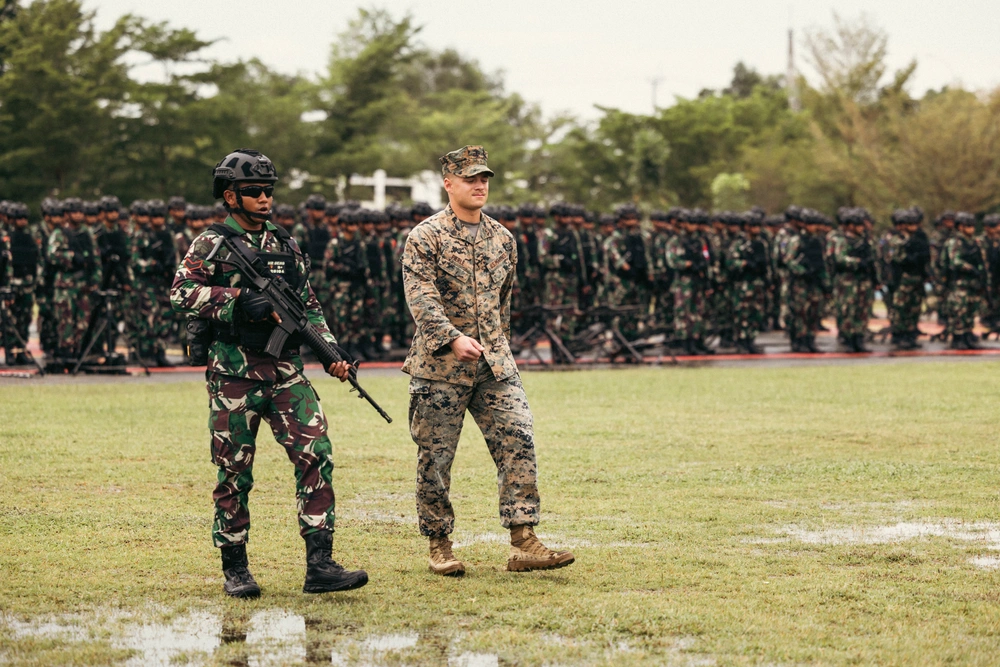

{"left": 428, "top": 536, "right": 465, "bottom": 576}
{"left": 507, "top": 525, "right": 575, "bottom": 572}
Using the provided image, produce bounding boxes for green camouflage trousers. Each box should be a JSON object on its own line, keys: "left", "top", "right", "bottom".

{"left": 786, "top": 280, "right": 824, "bottom": 340}
{"left": 946, "top": 281, "right": 983, "bottom": 336}
{"left": 2, "top": 282, "right": 34, "bottom": 354}
{"left": 53, "top": 286, "right": 93, "bottom": 354}
{"left": 834, "top": 275, "right": 874, "bottom": 337}
{"left": 135, "top": 282, "right": 172, "bottom": 358}
{"left": 890, "top": 275, "right": 924, "bottom": 335}
{"left": 408, "top": 360, "right": 541, "bottom": 537}
{"left": 731, "top": 278, "right": 766, "bottom": 342}
{"left": 207, "top": 370, "right": 336, "bottom": 547}
{"left": 671, "top": 274, "right": 707, "bottom": 340}
{"left": 543, "top": 272, "right": 579, "bottom": 334}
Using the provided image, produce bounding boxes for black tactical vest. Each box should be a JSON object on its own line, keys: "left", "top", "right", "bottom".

{"left": 10, "top": 229, "right": 39, "bottom": 279}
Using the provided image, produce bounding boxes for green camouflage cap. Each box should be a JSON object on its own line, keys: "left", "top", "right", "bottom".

{"left": 439, "top": 145, "right": 495, "bottom": 178}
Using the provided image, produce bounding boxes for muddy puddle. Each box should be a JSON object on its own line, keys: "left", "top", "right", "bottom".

{"left": 2, "top": 609, "right": 500, "bottom": 666}
{"left": 757, "top": 519, "right": 1000, "bottom": 569}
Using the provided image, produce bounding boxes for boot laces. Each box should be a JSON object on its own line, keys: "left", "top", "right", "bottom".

{"left": 431, "top": 539, "right": 457, "bottom": 563}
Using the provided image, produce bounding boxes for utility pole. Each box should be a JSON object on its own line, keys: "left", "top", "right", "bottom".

{"left": 786, "top": 28, "right": 800, "bottom": 112}
{"left": 649, "top": 76, "right": 664, "bottom": 114}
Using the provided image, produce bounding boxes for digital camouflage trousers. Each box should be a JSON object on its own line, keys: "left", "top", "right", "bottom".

{"left": 207, "top": 370, "right": 336, "bottom": 548}
{"left": 408, "top": 359, "right": 541, "bottom": 538}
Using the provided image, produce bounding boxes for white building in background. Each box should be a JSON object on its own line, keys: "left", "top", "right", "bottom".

{"left": 349, "top": 169, "right": 443, "bottom": 210}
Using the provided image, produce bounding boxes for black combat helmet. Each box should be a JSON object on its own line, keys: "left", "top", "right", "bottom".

{"left": 148, "top": 199, "right": 168, "bottom": 218}
{"left": 83, "top": 200, "right": 101, "bottom": 216}
{"left": 168, "top": 196, "right": 187, "bottom": 210}
{"left": 954, "top": 211, "right": 976, "bottom": 227}
{"left": 305, "top": 194, "right": 327, "bottom": 211}
{"left": 9, "top": 202, "right": 29, "bottom": 219}
{"left": 615, "top": 203, "right": 640, "bottom": 220}
{"left": 213, "top": 148, "right": 278, "bottom": 223}
{"left": 100, "top": 195, "right": 121, "bottom": 213}
{"left": 63, "top": 197, "right": 84, "bottom": 213}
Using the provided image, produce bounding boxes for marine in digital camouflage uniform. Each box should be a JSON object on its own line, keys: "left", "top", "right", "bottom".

{"left": 648, "top": 209, "right": 675, "bottom": 331}
{"left": 402, "top": 145, "right": 574, "bottom": 577}
{"left": 944, "top": 212, "right": 988, "bottom": 349}
{"left": 170, "top": 148, "right": 367, "bottom": 598}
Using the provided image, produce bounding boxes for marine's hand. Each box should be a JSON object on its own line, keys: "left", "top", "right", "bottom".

{"left": 450, "top": 335, "right": 483, "bottom": 361}
{"left": 327, "top": 360, "right": 351, "bottom": 382}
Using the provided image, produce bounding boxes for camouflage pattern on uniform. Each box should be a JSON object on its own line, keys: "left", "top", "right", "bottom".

{"left": 171, "top": 216, "right": 339, "bottom": 547}
{"left": 604, "top": 227, "right": 653, "bottom": 337}
{"left": 206, "top": 370, "right": 336, "bottom": 546}
{"left": 402, "top": 202, "right": 540, "bottom": 536}
{"left": 409, "top": 359, "right": 539, "bottom": 536}
{"left": 944, "top": 234, "right": 987, "bottom": 336}
{"left": 540, "top": 225, "right": 582, "bottom": 334}
{"left": 887, "top": 231, "right": 929, "bottom": 338}
{"left": 650, "top": 227, "right": 674, "bottom": 330}
{"left": 665, "top": 231, "right": 709, "bottom": 340}
{"left": 831, "top": 232, "right": 876, "bottom": 338}
{"left": 725, "top": 233, "right": 770, "bottom": 344}
{"left": 48, "top": 225, "right": 101, "bottom": 355}
{"left": 783, "top": 231, "right": 826, "bottom": 342}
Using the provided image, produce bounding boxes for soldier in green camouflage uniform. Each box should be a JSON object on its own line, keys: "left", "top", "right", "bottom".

{"left": 170, "top": 149, "right": 367, "bottom": 598}
{"left": 929, "top": 211, "right": 956, "bottom": 335}
{"left": 666, "top": 209, "right": 712, "bottom": 355}
{"left": 887, "top": 207, "right": 930, "bottom": 350}
{"left": 324, "top": 209, "right": 369, "bottom": 360}
{"left": 540, "top": 203, "right": 584, "bottom": 335}
{"left": 944, "top": 212, "right": 988, "bottom": 349}
{"left": 725, "top": 211, "right": 770, "bottom": 354}
{"left": 783, "top": 209, "right": 827, "bottom": 353}
{"left": 604, "top": 204, "right": 652, "bottom": 338}
{"left": 2, "top": 203, "right": 40, "bottom": 365}
{"left": 831, "top": 208, "right": 875, "bottom": 353}
{"left": 48, "top": 198, "right": 101, "bottom": 365}
{"left": 649, "top": 209, "right": 675, "bottom": 332}
{"left": 979, "top": 215, "right": 1000, "bottom": 331}
{"left": 402, "top": 145, "right": 573, "bottom": 577}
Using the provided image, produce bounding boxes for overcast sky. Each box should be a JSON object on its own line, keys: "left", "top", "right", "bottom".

{"left": 83, "top": 0, "right": 1000, "bottom": 120}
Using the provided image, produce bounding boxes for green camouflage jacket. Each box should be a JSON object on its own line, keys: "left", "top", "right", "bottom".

{"left": 401, "top": 204, "right": 517, "bottom": 386}
{"left": 170, "top": 216, "right": 336, "bottom": 381}
{"left": 47, "top": 225, "right": 101, "bottom": 290}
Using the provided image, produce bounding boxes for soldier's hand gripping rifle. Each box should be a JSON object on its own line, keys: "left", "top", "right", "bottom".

{"left": 206, "top": 235, "right": 392, "bottom": 423}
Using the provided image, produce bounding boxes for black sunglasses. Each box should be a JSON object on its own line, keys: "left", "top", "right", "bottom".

{"left": 237, "top": 184, "right": 274, "bottom": 198}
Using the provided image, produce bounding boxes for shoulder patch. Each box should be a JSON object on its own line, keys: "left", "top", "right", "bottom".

{"left": 184, "top": 257, "right": 204, "bottom": 271}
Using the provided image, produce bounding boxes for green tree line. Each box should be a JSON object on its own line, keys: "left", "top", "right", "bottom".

{"left": 2, "top": 2, "right": 998, "bottom": 223}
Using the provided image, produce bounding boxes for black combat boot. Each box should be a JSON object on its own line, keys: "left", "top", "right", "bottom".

{"left": 806, "top": 334, "right": 824, "bottom": 353}
{"left": 154, "top": 350, "right": 174, "bottom": 367}
{"left": 853, "top": 334, "right": 870, "bottom": 353}
{"left": 966, "top": 332, "right": 982, "bottom": 350}
{"left": 949, "top": 334, "right": 968, "bottom": 350}
{"left": 745, "top": 339, "right": 764, "bottom": 355}
{"left": 302, "top": 531, "right": 368, "bottom": 594}
{"left": 221, "top": 543, "right": 261, "bottom": 599}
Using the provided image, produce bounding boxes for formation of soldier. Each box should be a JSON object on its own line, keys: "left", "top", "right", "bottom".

{"left": 2, "top": 195, "right": 998, "bottom": 369}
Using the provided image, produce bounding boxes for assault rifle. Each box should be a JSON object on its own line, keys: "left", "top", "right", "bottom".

{"left": 206, "top": 234, "right": 392, "bottom": 423}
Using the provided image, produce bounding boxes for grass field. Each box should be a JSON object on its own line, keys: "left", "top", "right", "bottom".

{"left": 2, "top": 362, "right": 1000, "bottom": 666}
